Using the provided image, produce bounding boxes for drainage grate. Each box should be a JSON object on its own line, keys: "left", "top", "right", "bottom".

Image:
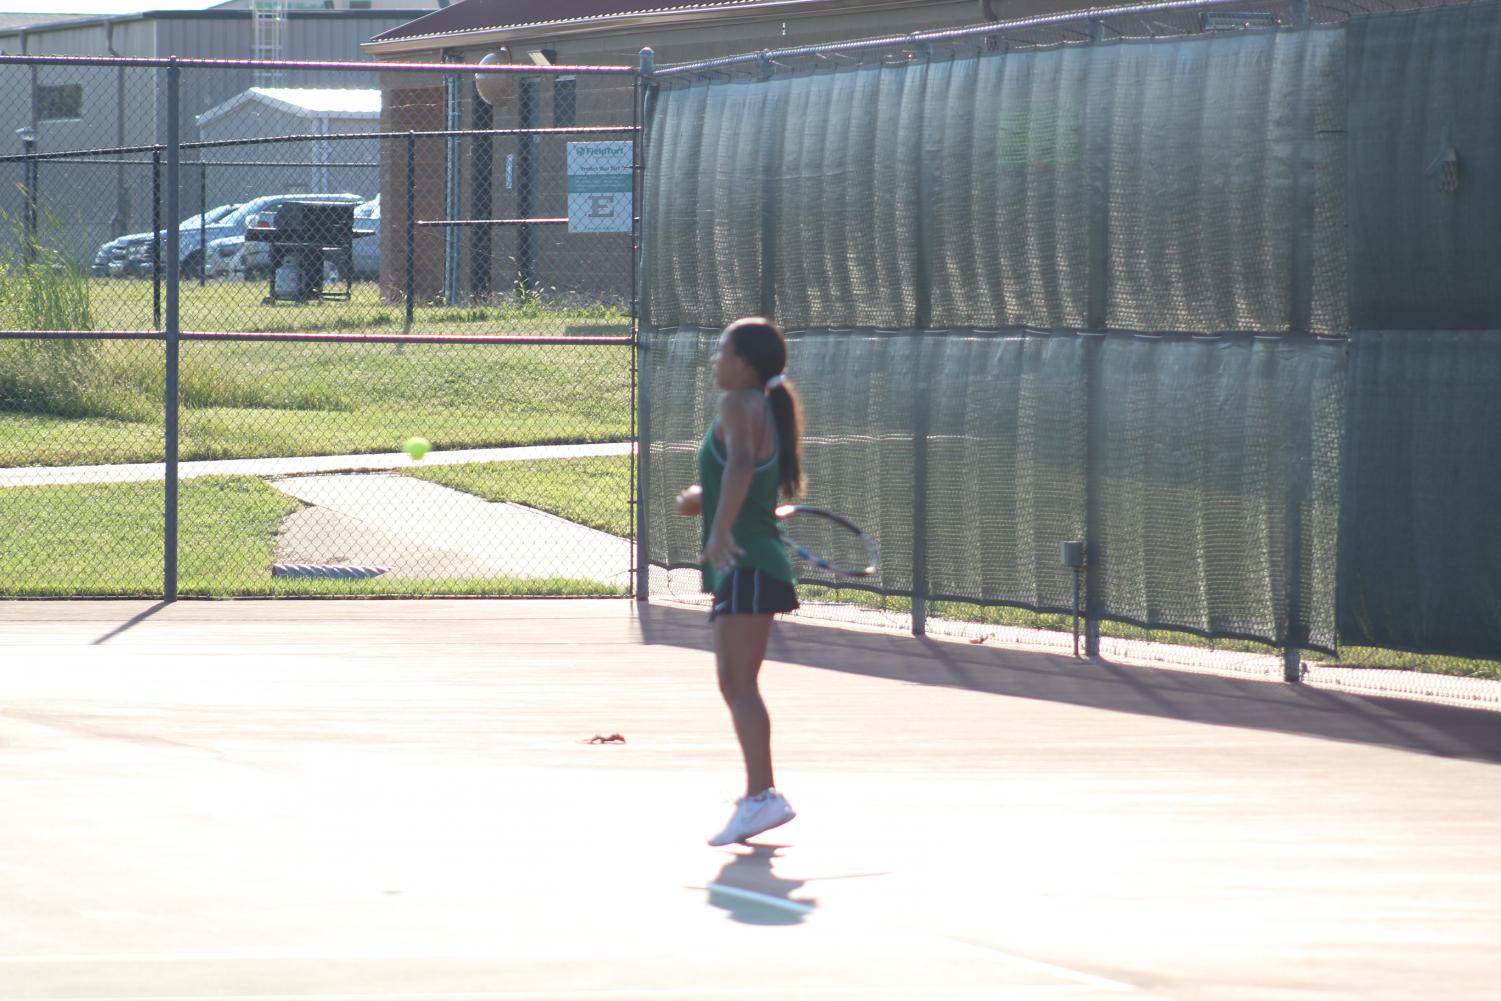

{"left": 271, "top": 563, "right": 391, "bottom": 579}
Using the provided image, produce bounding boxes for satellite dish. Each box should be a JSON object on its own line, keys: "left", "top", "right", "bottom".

{"left": 474, "top": 51, "right": 514, "bottom": 110}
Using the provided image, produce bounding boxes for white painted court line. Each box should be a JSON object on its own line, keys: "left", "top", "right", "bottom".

{"left": 0, "top": 442, "right": 633, "bottom": 489}
{"left": 940, "top": 938, "right": 1140, "bottom": 994}
{"left": 688, "top": 884, "right": 1139, "bottom": 997}
{"left": 0, "top": 989, "right": 1130, "bottom": 1001}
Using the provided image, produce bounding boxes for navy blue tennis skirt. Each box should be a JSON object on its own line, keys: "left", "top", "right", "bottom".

{"left": 709, "top": 567, "right": 800, "bottom": 620}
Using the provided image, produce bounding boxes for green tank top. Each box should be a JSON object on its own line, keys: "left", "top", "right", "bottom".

{"left": 697, "top": 412, "right": 796, "bottom": 594}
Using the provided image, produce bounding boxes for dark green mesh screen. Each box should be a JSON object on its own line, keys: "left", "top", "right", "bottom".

{"left": 643, "top": 27, "right": 1346, "bottom": 337}
{"left": 642, "top": 328, "right": 1341, "bottom": 652}
{"left": 1093, "top": 336, "right": 1342, "bottom": 652}
{"left": 1338, "top": 331, "right": 1501, "bottom": 658}
{"left": 1348, "top": 5, "right": 1501, "bottom": 330}
{"left": 923, "top": 333, "right": 1087, "bottom": 613}
{"left": 1096, "top": 29, "right": 1346, "bottom": 335}
{"left": 636, "top": 12, "right": 1494, "bottom": 659}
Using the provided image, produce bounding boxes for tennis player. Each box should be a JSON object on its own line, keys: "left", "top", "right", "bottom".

{"left": 675, "top": 317, "right": 805, "bottom": 846}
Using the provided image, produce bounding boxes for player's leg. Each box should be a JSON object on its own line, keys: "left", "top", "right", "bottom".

{"left": 706, "top": 575, "right": 796, "bottom": 846}
{"left": 713, "top": 610, "right": 776, "bottom": 795}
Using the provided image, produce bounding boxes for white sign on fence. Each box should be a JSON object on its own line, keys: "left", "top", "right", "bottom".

{"left": 567, "top": 141, "right": 632, "bottom": 234}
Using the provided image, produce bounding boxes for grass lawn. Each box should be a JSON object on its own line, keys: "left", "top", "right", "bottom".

{"left": 404, "top": 455, "right": 633, "bottom": 538}
{"left": 79, "top": 278, "right": 632, "bottom": 337}
{"left": 0, "top": 323, "right": 631, "bottom": 467}
{"left": 0, "top": 473, "right": 622, "bottom": 597}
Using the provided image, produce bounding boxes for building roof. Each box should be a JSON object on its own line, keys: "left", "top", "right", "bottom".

{"left": 370, "top": 0, "right": 783, "bottom": 44}
{"left": 0, "top": 6, "right": 433, "bottom": 40}
{"left": 0, "top": 12, "right": 103, "bottom": 30}
{"left": 197, "top": 86, "right": 381, "bottom": 126}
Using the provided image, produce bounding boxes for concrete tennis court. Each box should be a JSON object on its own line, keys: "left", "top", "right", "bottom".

{"left": 2, "top": 599, "right": 1499, "bottom": 1001}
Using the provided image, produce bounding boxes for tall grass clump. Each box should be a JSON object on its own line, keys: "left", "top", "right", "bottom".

{"left": 0, "top": 210, "right": 350, "bottom": 422}
{"left": 0, "top": 206, "right": 134, "bottom": 418}
{"left": 0, "top": 206, "right": 93, "bottom": 332}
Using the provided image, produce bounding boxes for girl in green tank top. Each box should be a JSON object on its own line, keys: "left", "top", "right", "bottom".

{"left": 673, "top": 317, "right": 807, "bottom": 847}
{"left": 695, "top": 409, "right": 795, "bottom": 595}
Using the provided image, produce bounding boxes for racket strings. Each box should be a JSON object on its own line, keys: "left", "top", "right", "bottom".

{"left": 779, "top": 510, "right": 879, "bottom": 576}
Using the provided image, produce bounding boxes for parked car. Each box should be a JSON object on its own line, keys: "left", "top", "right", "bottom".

{"left": 116, "top": 234, "right": 157, "bottom": 277}
{"left": 91, "top": 236, "right": 130, "bottom": 277}
{"left": 237, "top": 193, "right": 368, "bottom": 280}
{"left": 350, "top": 195, "right": 380, "bottom": 281}
{"left": 204, "top": 234, "right": 245, "bottom": 278}
{"left": 174, "top": 203, "right": 241, "bottom": 277}
{"left": 94, "top": 203, "right": 239, "bottom": 279}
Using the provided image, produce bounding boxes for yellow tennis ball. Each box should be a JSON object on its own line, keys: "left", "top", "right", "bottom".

{"left": 403, "top": 436, "right": 431, "bottom": 460}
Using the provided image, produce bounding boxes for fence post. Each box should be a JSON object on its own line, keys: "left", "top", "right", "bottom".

{"left": 911, "top": 364, "right": 931, "bottom": 636}
{"left": 757, "top": 51, "right": 778, "bottom": 320}
{"left": 198, "top": 159, "right": 206, "bottom": 286}
{"left": 1081, "top": 17, "right": 1111, "bottom": 657}
{"left": 443, "top": 56, "right": 462, "bottom": 306}
{"left": 1282, "top": 22, "right": 1315, "bottom": 682}
{"left": 151, "top": 150, "right": 161, "bottom": 330}
{"left": 910, "top": 43, "right": 934, "bottom": 637}
{"left": 517, "top": 78, "right": 539, "bottom": 299}
{"left": 30, "top": 154, "right": 37, "bottom": 262}
{"left": 164, "top": 58, "right": 181, "bottom": 600}
{"left": 404, "top": 130, "right": 416, "bottom": 332}
{"left": 1282, "top": 348, "right": 1315, "bottom": 683}
{"left": 17, "top": 129, "right": 36, "bottom": 265}
{"left": 469, "top": 81, "right": 494, "bottom": 300}
{"left": 1083, "top": 333, "right": 1105, "bottom": 657}
{"left": 114, "top": 62, "right": 128, "bottom": 237}
{"left": 634, "top": 50, "right": 654, "bottom": 602}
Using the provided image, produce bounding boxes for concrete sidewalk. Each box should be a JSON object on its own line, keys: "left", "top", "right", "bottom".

{"left": 1, "top": 599, "right": 1497, "bottom": 1001}
{"left": 273, "top": 473, "right": 631, "bottom": 584}
{"left": 0, "top": 441, "right": 633, "bottom": 488}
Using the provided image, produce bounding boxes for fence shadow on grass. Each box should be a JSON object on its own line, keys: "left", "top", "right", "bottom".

{"left": 634, "top": 602, "right": 1501, "bottom": 767}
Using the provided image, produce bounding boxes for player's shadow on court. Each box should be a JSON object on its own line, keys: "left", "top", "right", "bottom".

{"left": 706, "top": 844, "right": 818, "bottom": 925}
{"left": 636, "top": 603, "right": 1501, "bottom": 765}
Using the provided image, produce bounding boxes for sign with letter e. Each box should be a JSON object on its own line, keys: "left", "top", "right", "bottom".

{"left": 567, "top": 141, "right": 633, "bottom": 233}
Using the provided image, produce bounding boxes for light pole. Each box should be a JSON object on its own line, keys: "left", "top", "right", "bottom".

{"left": 15, "top": 125, "right": 36, "bottom": 264}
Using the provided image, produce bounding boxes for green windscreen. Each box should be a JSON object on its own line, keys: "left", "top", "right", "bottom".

{"left": 1338, "top": 331, "right": 1501, "bottom": 658}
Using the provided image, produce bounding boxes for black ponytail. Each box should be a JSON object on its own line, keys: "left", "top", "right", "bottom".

{"left": 725, "top": 317, "right": 805, "bottom": 498}
{"left": 765, "top": 376, "right": 804, "bottom": 499}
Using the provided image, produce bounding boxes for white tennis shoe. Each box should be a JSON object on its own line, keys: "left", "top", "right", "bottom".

{"left": 707, "top": 788, "right": 796, "bottom": 846}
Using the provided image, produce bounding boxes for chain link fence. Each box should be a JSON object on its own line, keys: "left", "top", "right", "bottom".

{"left": 0, "top": 54, "right": 640, "bottom": 597}
{"left": 3, "top": 5, "right": 1500, "bottom": 710}
{"left": 638, "top": 0, "right": 1501, "bottom": 709}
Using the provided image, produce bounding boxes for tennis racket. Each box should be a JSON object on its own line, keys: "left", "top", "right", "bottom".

{"left": 774, "top": 504, "right": 881, "bottom": 578}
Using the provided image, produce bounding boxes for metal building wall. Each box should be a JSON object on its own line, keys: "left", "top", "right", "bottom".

{"left": 0, "top": 20, "right": 161, "bottom": 262}
{"left": 161, "top": 13, "right": 419, "bottom": 144}
{"left": 0, "top": 11, "right": 413, "bottom": 265}
{"left": 198, "top": 101, "right": 381, "bottom": 207}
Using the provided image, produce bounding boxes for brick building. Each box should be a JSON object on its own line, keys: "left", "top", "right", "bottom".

{"left": 360, "top": 1, "right": 1070, "bottom": 307}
